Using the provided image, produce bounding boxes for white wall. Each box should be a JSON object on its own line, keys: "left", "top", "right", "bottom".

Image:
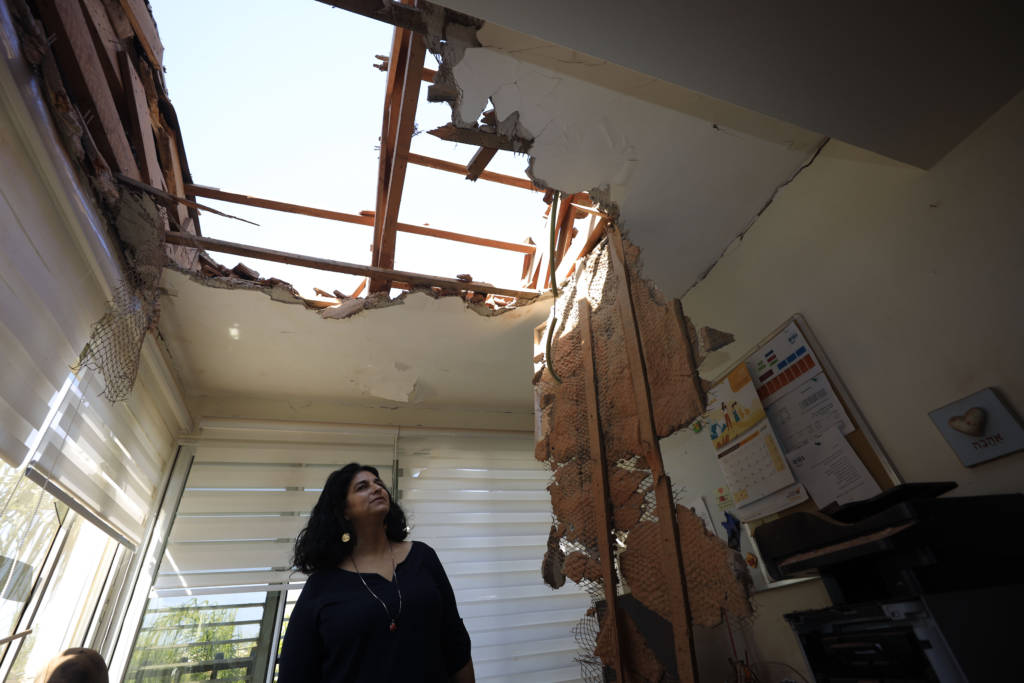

{"left": 660, "top": 89, "right": 1024, "bottom": 678}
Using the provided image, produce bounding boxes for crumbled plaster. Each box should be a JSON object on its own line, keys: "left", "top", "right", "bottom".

{"left": 168, "top": 262, "right": 538, "bottom": 321}
{"left": 433, "top": 40, "right": 825, "bottom": 298}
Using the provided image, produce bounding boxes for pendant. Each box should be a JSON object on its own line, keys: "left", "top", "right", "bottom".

{"left": 389, "top": 620, "right": 397, "bottom": 632}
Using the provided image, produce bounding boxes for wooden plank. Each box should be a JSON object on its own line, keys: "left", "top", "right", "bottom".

{"left": 315, "top": 0, "right": 481, "bottom": 35}
{"left": 428, "top": 123, "right": 527, "bottom": 152}
{"left": 116, "top": 175, "right": 257, "bottom": 225}
{"left": 554, "top": 191, "right": 580, "bottom": 267}
{"left": 185, "top": 185, "right": 534, "bottom": 254}
{"left": 118, "top": 51, "right": 160, "bottom": 186}
{"left": 80, "top": 0, "right": 124, "bottom": 99}
{"left": 36, "top": 0, "right": 139, "bottom": 178}
{"left": 157, "top": 127, "right": 190, "bottom": 229}
{"left": 371, "top": 26, "right": 409, "bottom": 287}
{"left": 162, "top": 232, "right": 542, "bottom": 300}
{"left": 396, "top": 222, "right": 534, "bottom": 254}
{"left": 187, "top": 184, "right": 374, "bottom": 226}
{"left": 117, "top": 0, "right": 163, "bottom": 66}
{"left": 406, "top": 152, "right": 539, "bottom": 191}
{"left": 607, "top": 226, "right": 699, "bottom": 683}
{"left": 465, "top": 146, "right": 498, "bottom": 180}
{"left": 579, "top": 217, "right": 609, "bottom": 261}
{"left": 579, "top": 301, "right": 627, "bottom": 683}
{"left": 372, "top": 31, "right": 426, "bottom": 291}
{"left": 99, "top": 0, "right": 133, "bottom": 39}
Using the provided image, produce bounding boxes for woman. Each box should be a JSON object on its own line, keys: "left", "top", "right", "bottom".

{"left": 278, "top": 463, "right": 474, "bottom": 682}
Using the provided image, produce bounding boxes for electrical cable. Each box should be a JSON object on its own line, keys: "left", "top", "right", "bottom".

{"left": 545, "top": 191, "right": 562, "bottom": 383}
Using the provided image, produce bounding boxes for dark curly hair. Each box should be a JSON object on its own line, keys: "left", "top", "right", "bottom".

{"left": 292, "top": 463, "right": 408, "bottom": 575}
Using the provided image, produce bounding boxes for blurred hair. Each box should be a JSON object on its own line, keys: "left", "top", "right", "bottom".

{"left": 34, "top": 648, "right": 107, "bottom": 683}
{"left": 292, "top": 463, "right": 408, "bottom": 574}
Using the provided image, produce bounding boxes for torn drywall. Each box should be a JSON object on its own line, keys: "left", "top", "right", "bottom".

{"left": 433, "top": 40, "right": 826, "bottom": 298}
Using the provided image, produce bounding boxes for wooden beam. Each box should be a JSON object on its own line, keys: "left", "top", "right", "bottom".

{"left": 606, "top": 226, "right": 699, "bottom": 683}
{"left": 372, "top": 30, "right": 426, "bottom": 291}
{"left": 579, "top": 300, "right": 628, "bottom": 683}
{"left": 116, "top": 175, "right": 258, "bottom": 225}
{"left": 465, "top": 146, "right": 498, "bottom": 180}
{"left": 405, "top": 152, "right": 539, "bottom": 191}
{"left": 579, "top": 217, "right": 609, "bottom": 261}
{"left": 186, "top": 184, "right": 373, "bottom": 226}
{"left": 163, "top": 232, "right": 541, "bottom": 300}
{"left": 396, "top": 222, "right": 534, "bottom": 254}
{"left": 118, "top": 51, "right": 160, "bottom": 187}
{"left": 36, "top": 0, "right": 139, "bottom": 178}
{"left": 185, "top": 184, "right": 535, "bottom": 254}
{"left": 117, "top": 0, "right": 163, "bottom": 66}
{"left": 428, "top": 123, "right": 528, "bottom": 152}
{"left": 315, "top": 0, "right": 482, "bottom": 35}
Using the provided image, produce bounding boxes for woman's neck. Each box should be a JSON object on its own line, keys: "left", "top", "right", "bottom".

{"left": 351, "top": 521, "right": 390, "bottom": 557}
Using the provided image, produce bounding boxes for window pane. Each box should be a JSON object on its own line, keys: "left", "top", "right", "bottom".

{"left": 126, "top": 591, "right": 280, "bottom": 682}
{"left": 0, "top": 467, "right": 61, "bottom": 653}
{"left": 3, "top": 513, "right": 119, "bottom": 681}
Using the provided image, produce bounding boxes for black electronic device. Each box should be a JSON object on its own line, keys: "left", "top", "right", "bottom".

{"left": 754, "top": 483, "right": 1024, "bottom": 681}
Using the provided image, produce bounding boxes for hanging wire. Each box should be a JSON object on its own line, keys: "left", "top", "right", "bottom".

{"left": 545, "top": 191, "right": 563, "bottom": 383}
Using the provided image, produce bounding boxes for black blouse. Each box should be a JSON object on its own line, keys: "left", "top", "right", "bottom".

{"left": 278, "top": 541, "right": 471, "bottom": 682}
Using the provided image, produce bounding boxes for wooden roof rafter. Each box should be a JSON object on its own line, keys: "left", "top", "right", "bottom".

{"left": 371, "top": 18, "right": 426, "bottom": 292}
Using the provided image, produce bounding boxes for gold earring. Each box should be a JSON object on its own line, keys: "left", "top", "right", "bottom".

{"left": 341, "top": 532, "right": 351, "bottom": 543}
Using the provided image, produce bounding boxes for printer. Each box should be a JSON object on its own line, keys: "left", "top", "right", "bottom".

{"left": 754, "top": 482, "right": 1024, "bottom": 682}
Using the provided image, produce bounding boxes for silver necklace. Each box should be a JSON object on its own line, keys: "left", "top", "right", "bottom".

{"left": 350, "top": 543, "right": 402, "bottom": 632}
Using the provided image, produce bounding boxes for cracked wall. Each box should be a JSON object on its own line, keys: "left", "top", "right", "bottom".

{"left": 433, "top": 40, "right": 825, "bottom": 299}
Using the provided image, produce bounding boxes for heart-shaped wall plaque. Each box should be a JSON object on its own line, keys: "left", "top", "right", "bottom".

{"left": 948, "top": 406, "right": 987, "bottom": 436}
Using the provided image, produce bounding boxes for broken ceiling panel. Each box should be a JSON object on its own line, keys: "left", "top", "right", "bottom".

{"left": 446, "top": 45, "right": 825, "bottom": 298}
{"left": 158, "top": 269, "right": 548, "bottom": 410}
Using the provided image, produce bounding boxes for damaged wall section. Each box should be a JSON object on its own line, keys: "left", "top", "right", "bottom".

{"left": 534, "top": 231, "right": 750, "bottom": 682}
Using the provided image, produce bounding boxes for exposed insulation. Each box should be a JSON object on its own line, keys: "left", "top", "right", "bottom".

{"left": 676, "top": 504, "right": 753, "bottom": 627}
{"left": 534, "top": 233, "right": 745, "bottom": 681}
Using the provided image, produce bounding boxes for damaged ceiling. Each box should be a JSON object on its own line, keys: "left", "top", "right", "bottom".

{"left": 446, "top": 45, "right": 825, "bottom": 298}
{"left": 158, "top": 268, "right": 548, "bottom": 408}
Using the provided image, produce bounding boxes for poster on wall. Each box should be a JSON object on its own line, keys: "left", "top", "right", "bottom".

{"left": 746, "top": 321, "right": 855, "bottom": 450}
{"left": 784, "top": 426, "right": 881, "bottom": 508}
{"left": 707, "top": 365, "right": 796, "bottom": 509}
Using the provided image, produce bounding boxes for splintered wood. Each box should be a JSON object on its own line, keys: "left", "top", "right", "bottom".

{"left": 535, "top": 231, "right": 751, "bottom": 682}
{"left": 13, "top": 0, "right": 200, "bottom": 269}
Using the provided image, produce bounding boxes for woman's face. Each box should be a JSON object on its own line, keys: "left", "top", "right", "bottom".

{"left": 343, "top": 469, "right": 391, "bottom": 523}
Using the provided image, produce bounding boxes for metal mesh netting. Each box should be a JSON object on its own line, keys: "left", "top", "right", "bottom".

{"left": 72, "top": 277, "right": 159, "bottom": 402}
{"left": 535, "top": 235, "right": 753, "bottom": 682}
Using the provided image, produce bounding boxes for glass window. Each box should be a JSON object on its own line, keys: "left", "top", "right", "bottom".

{"left": 125, "top": 590, "right": 281, "bottom": 682}
{"left": 3, "top": 513, "right": 120, "bottom": 681}
{"left": 272, "top": 589, "right": 301, "bottom": 682}
{"left": 0, "top": 466, "right": 62, "bottom": 658}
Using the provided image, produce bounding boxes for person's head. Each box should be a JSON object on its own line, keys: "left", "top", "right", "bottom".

{"left": 292, "top": 463, "right": 408, "bottom": 574}
{"left": 34, "top": 648, "right": 107, "bottom": 683}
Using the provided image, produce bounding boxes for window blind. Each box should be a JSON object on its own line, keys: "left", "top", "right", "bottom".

{"left": 0, "top": 160, "right": 107, "bottom": 468}
{"left": 24, "top": 340, "right": 186, "bottom": 548}
{"left": 398, "top": 430, "right": 589, "bottom": 682}
{"left": 155, "top": 421, "right": 397, "bottom": 596}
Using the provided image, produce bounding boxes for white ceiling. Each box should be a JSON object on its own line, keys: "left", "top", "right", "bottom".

{"left": 158, "top": 269, "right": 548, "bottom": 409}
